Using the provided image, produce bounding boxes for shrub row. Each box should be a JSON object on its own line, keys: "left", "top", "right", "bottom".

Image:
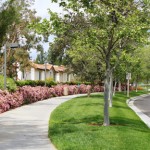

{"left": 63, "top": 81, "right": 91, "bottom": 85}
{"left": 0, "top": 84, "right": 104, "bottom": 113}
{"left": 16, "top": 80, "right": 57, "bottom": 87}
{"left": 16, "top": 80, "right": 92, "bottom": 87}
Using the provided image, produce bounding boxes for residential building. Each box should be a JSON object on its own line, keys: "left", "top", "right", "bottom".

{"left": 17, "top": 62, "right": 74, "bottom": 82}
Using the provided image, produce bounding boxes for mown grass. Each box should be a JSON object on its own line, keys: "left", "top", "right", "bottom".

{"left": 49, "top": 91, "right": 150, "bottom": 150}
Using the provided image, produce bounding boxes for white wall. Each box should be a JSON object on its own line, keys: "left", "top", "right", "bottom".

{"left": 25, "top": 71, "right": 31, "bottom": 80}
{"left": 68, "top": 73, "right": 74, "bottom": 81}
{"left": 63, "top": 73, "right": 68, "bottom": 82}
{"left": 31, "top": 68, "right": 35, "bottom": 80}
{"left": 18, "top": 67, "right": 75, "bottom": 82}
{"left": 55, "top": 73, "right": 60, "bottom": 82}
{"left": 17, "top": 69, "right": 22, "bottom": 80}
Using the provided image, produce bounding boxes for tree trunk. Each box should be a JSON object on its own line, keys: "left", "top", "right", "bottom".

{"left": 135, "top": 75, "right": 138, "bottom": 92}
{"left": 113, "top": 79, "right": 117, "bottom": 96}
{"left": 118, "top": 80, "right": 122, "bottom": 92}
{"left": 103, "top": 69, "right": 110, "bottom": 126}
{"left": 147, "top": 77, "right": 149, "bottom": 92}
{"left": 109, "top": 72, "right": 113, "bottom": 107}
{"left": 135, "top": 81, "right": 138, "bottom": 92}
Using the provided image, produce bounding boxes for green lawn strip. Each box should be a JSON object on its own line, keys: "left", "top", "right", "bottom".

{"left": 49, "top": 91, "right": 150, "bottom": 150}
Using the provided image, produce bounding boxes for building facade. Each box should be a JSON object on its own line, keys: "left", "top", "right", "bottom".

{"left": 17, "top": 62, "right": 74, "bottom": 83}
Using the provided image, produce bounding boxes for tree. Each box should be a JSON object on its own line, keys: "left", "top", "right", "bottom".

{"left": 35, "top": 45, "right": 48, "bottom": 64}
{"left": 0, "top": 0, "right": 18, "bottom": 47}
{"left": 32, "top": 0, "right": 150, "bottom": 126}
{"left": 136, "top": 45, "right": 150, "bottom": 90}
{"left": 0, "top": 0, "right": 43, "bottom": 78}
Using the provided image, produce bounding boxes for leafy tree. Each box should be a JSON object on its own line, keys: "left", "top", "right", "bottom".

{"left": 137, "top": 45, "right": 150, "bottom": 89}
{"left": 32, "top": 0, "right": 150, "bottom": 126}
{"left": 0, "top": 0, "right": 18, "bottom": 47}
{"left": 0, "top": 0, "right": 43, "bottom": 78}
{"left": 35, "top": 45, "right": 48, "bottom": 64}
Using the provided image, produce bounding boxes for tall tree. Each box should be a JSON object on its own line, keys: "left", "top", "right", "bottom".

{"left": 0, "top": 0, "right": 18, "bottom": 47}
{"left": 35, "top": 45, "right": 48, "bottom": 64}
{"left": 0, "top": 0, "right": 43, "bottom": 78}
{"left": 32, "top": 0, "right": 150, "bottom": 126}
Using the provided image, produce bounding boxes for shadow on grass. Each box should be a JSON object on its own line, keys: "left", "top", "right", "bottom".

{"left": 110, "top": 116, "right": 149, "bottom": 132}
{"left": 49, "top": 114, "right": 149, "bottom": 137}
{"left": 49, "top": 115, "right": 103, "bottom": 136}
{"left": 79, "top": 102, "right": 103, "bottom": 107}
{"left": 75, "top": 94, "right": 103, "bottom": 99}
{"left": 112, "top": 104, "right": 130, "bottom": 110}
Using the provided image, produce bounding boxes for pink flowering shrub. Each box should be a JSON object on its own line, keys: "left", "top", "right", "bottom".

{"left": 78, "top": 84, "right": 88, "bottom": 93}
{"left": 0, "top": 90, "right": 24, "bottom": 113}
{"left": 53, "top": 85, "right": 64, "bottom": 96}
{"left": 93, "top": 85, "right": 104, "bottom": 92}
{"left": 49, "top": 87, "right": 57, "bottom": 97}
{"left": 68, "top": 85, "right": 79, "bottom": 95}
{"left": 0, "top": 84, "right": 104, "bottom": 114}
{"left": 19, "top": 86, "right": 51, "bottom": 103}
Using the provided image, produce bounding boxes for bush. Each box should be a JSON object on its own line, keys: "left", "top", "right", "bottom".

{"left": 0, "top": 89, "right": 24, "bottom": 113}
{"left": 63, "top": 81, "right": 91, "bottom": 85}
{"left": 0, "top": 84, "right": 104, "bottom": 114}
{"left": 93, "top": 85, "right": 104, "bottom": 92}
{"left": 19, "top": 86, "right": 51, "bottom": 103}
{"left": 46, "top": 78, "right": 57, "bottom": 87}
{"left": 16, "top": 79, "right": 57, "bottom": 87}
{"left": 0, "top": 75, "right": 17, "bottom": 92}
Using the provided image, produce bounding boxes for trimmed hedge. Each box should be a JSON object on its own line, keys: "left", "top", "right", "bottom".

{"left": 16, "top": 80, "right": 57, "bottom": 87}
{"left": 62, "top": 81, "right": 91, "bottom": 85}
{"left": 0, "top": 75, "right": 17, "bottom": 92}
{"left": 15, "top": 80, "right": 91, "bottom": 87}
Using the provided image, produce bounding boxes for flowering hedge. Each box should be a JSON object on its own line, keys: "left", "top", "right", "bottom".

{"left": 0, "top": 84, "right": 104, "bottom": 114}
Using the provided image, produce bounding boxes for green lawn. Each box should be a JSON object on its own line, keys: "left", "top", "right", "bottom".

{"left": 49, "top": 91, "right": 150, "bottom": 150}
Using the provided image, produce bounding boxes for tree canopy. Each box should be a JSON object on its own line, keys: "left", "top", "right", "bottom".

{"left": 29, "top": 0, "right": 150, "bottom": 126}
{"left": 0, "top": 0, "right": 43, "bottom": 78}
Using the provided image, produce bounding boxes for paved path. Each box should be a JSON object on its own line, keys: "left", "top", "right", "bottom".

{"left": 134, "top": 95, "right": 150, "bottom": 117}
{"left": 0, "top": 94, "right": 86, "bottom": 150}
{"left": 127, "top": 94, "right": 150, "bottom": 128}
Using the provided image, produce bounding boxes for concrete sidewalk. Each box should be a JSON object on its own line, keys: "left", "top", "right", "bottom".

{"left": 0, "top": 94, "right": 86, "bottom": 150}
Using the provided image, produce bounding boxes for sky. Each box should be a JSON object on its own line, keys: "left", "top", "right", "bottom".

{"left": 30, "top": 0, "right": 63, "bottom": 60}
{"left": 32, "top": 0, "right": 63, "bottom": 18}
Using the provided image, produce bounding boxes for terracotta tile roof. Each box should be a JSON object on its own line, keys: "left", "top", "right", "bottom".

{"left": 53, "top": 65, "right": 67, "bottom": 72}
{"left": 31, "top": 63, "right": 53, "bottom": 70}
{"left": 31, "top": 63, "right": 67, "bottom": 72}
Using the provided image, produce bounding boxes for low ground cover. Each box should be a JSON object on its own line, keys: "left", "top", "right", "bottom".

{"left": 49, "top": 91, "right": 150, "bottom": 150}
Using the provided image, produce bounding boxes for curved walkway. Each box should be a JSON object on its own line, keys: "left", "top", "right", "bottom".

{"left": 127, "top": 94, "right": 150, "bottom": 128}
{"left": 0, "top": 94, "right": 86, "bottom": 150}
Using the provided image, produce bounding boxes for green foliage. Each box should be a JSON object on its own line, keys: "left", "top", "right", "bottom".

{"left": 0, "top": 0, "right": 18, "bottom": 47}
{"left": 16, "top": 79, "right": 57, "bottom": 87}
{"left": 35, "top": 45, "right": 48, "bottom": 64}
{"left": 31, "top": 0, "right": 150, "bottom": 126}
{"left": 63, "top": 81, "right": 91, "bottom": 85}
{"left": 0, "top": 0, "right": 43, "bottom": 78}
{"left": 34, "top": 0, "right": 150, "bottom": 83}
{"left": 0, "top": 75, "right": 17, "bottom": 92}
{"left": 46, "top": 78, "right": 57, "bottom": 87}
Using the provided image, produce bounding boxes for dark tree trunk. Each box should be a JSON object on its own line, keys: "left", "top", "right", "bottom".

{"left": 113, "top": 79, "right": 117, "bottom": 96}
